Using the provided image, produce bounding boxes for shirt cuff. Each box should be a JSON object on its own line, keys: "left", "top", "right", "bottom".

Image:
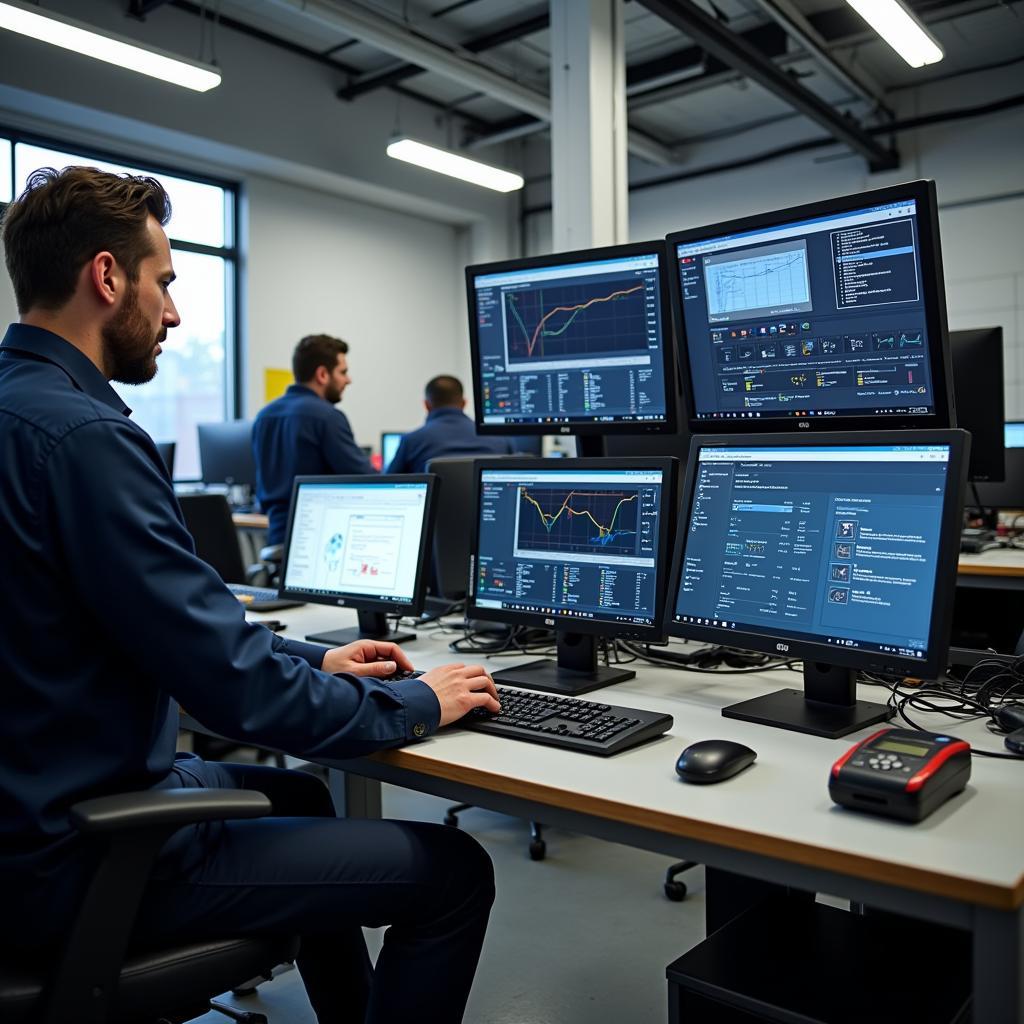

{"left": 277, "top": 636, "right": 328, "bottom": 668}
{"left": 393, "top": 677, "right": 442, "bottom": 739}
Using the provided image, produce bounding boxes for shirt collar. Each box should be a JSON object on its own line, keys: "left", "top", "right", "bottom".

{"left": 286, "top": 383, "right": 321, "bottom": 400}
{"left": 1, "top": 323, "right": 131, "bottom": 416}
{"left": 426, "top": 406, "right": 467, "bottom": 421}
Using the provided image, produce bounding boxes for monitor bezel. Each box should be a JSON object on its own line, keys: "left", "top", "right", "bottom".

{"left": 465, "top": 240, "right": 679, "bottom": 438}
{"left": 468, "top": 456, "right": 677, "bottom": 641}
{"left": 666, "top": 180, "right": 954, "bottom": 434}
{"left": 278, "top": 473, "right": 438, "bottom": 616}
{"left": 664, "top": 429, "right": 969, "bottom": 681}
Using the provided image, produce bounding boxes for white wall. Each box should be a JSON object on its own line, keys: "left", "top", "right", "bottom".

{"left": 245, "top": 175, "right": 470, "bottom": 443}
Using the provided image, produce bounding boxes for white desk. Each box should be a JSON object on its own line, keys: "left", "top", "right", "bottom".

{"left": 252, "top": 603, "right": 1024, "bottom": 1021}
{"left": 958, "top": 545, "right": 1024, "bottom": 591}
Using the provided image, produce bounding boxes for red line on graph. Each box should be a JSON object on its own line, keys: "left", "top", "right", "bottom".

{"left": 522, "top": 284, "right": 644, "bottom": 357}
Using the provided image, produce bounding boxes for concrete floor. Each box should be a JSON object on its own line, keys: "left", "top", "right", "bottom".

{"left": 189, "top": 781, "right": 707, "bottom": 1024}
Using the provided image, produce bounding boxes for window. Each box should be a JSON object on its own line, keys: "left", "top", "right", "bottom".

{"left": 2, "top": 133, "right": 238, "bottom": 478}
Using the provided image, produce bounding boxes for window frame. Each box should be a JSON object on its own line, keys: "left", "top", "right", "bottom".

{"left": 0, "top": 124, "right": 243, "bottom": 428}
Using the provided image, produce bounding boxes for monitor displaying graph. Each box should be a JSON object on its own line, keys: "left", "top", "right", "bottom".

{"left": 473, "top": 466, "right": 665, "bottom": 628}
{"left": 282, "top": 480, "right": 429, "bottom": 604}
{"left": 669, "top": 183, "right": 947, "bottom": 429}
{"left": 467, "top": 245, "right": 672, "bottom": 430}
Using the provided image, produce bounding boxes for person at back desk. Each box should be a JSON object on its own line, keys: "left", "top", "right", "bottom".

{"left": 0, "top": 166, "right": 500, "bottom": 1024}
{"left": 253, "top": 333, "right": 373, "bottom": 544}
{"left": 387, "top": 374, "right": 514, "bottom": 473}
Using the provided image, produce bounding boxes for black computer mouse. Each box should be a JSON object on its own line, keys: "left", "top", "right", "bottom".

{"left": 675, "top": 739, "right": 757, "bottom": 784}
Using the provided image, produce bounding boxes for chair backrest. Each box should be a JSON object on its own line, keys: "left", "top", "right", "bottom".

{"left": 178, "top": 493, "right": 246, "bottom": 584}
{"left": 424, "top": 456, "right": 476, "bottom": 600}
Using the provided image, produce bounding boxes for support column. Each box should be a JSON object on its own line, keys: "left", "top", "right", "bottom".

{"left": 549, "top": 0, "right": 628, "bottom": 252}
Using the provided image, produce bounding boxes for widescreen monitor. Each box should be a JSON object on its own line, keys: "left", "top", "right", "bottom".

{"left": 381, "top": 431, "right": 404, "bottom": 472}
{"left": 279, "top": 475, "right": 437, "bottom": 646}
{"left": 667, "top": 180, "right": 954, "bottom": 433}
{"left": 469, "top": 458, "right": 676, "bottom": 695}
{"left": 466, "top": 241, "right": 677, "bottom": 449}
{"left": 198, "top": 419, "right": 257, "bottom": 488}
{"left": 666, "top": 431, "right": 968, "bottom": 737}
{"left": 950, "top": 327, "right": 1004, "bottom": 482}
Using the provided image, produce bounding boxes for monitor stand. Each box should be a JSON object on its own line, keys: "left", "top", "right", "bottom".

{"left": 306, "top": 610, "right": 416, "bottom": 647}
{"left": 721, "top": 661, "right": 892, "bottom": 739}
{"left": 493, "top": 631, "right": 635, "bottom": 696}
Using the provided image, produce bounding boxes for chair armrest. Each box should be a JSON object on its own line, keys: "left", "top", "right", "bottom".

{"left": 70, "top": 788, "right": 271, "bottom": 834}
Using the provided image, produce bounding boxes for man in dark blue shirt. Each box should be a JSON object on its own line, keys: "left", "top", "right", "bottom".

{"left": 387, "top": 375, "right": 514, "bottom": 473}
{"left": 254, "top": 334, "right": 374, "bottom": 544}
{"left": 0, "top": 166, "right": 499, "bottom": 1023}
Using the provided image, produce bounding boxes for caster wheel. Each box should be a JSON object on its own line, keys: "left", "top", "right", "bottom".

{"left": 664, "top": 881, "right": 687, "bottom": 902}
{"left": 529, "top": 839, "right": 546, "bottom": 861}
{"left": 444, "top": 812, "right": 459, "bottom": 827}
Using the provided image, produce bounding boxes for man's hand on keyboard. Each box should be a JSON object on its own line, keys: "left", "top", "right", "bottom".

{"left": 421, "top": 664, "right": 501, "bottom": 727}
{"left": 322, "top": 640, "right": 415, "bottom": 678}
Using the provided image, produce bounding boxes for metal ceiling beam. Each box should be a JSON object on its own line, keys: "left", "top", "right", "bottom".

{"left": 337, "top": 8, "right": 548, "bottom": 101}
{"left": 749, "top": 0, "right": 892, "bottom": 117}
{"left": 128, "top": 0, "right": 173, "bottom": 15}
{"left": 265, "top": 0, "right": 673, "bottom": 164}
{"left": 633, "top": 0, "right": 898, "bottom": 170}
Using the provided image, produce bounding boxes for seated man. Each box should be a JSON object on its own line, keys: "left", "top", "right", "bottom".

{"left": 254, "top": 333, "right": 374, "bottom": 545}
{"left": 387, "top": 374, "right": 514, "bottom": 474}
{"left": 0, "top": 166, "right": 500, "bottom": 1024}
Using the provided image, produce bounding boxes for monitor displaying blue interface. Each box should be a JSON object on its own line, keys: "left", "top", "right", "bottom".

{"left": 282, "top": 480, "right": 430, "bottom": 606}
{"left": 467, "top": 245, "right": 672, "bottom": 431}
{"left": 381, "top": 431, "right": 403, "bottom": 471}
{"left": 672, "top": 189, "right": 947, "bottom": 425}
{"left": 1006, "top": 422, "right": 1024, "bottom": 448}
{"left": 672, "top": 443, "right": 954, "bottom": 662}
{"left": 473, "top": 466, "right": 666, "bottom": 628}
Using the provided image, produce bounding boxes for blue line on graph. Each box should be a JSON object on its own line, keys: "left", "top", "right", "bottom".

{"left": 590, "top": 530, "right": 637, "bottom": 546}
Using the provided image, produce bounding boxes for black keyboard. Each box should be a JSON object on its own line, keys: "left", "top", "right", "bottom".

{"left": 462, "top": 686, "right": 673, "bottom": 756}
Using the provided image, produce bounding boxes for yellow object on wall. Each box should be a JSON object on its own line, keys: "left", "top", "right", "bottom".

{"left": 263, "top": 368, "right": 291, "bottom": 405}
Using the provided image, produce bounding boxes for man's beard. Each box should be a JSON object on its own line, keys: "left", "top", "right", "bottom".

{"left": 103, "top": 284, "right": 164, "bottom": 385}
{"left": 325, "top": 383, "right": 342, "bottom": 404}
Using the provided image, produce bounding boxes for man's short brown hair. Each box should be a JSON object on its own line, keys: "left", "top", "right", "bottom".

{"left": 1, "top": 166, "right": 172, "bottom": 314}
{"left": 425, "top": 375, "right": 464, "bottom": 407}
{"left": 292, "top": 334, "right": 349, "bottom": 383}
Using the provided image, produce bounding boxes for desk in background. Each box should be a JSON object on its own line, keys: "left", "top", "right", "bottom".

{"left": 212, "top": 603, "right": 1023, "bottom": 1023}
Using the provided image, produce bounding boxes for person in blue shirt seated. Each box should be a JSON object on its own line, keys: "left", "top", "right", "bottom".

{"left": 253, "top": 334, "right": 374, "bottom": 544}
{"left": 0, "top": 166, "right": 500, "bottom": 1024}
{"left": 387, "top": 374, "right": 515, "bottom": 473}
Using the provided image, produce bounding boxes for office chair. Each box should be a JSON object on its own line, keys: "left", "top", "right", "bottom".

{"left": 178, "top": 492, "right": 274, "bottom": 586}
{"left": 0, "top": 787, "right": 298, "bottom": 1023}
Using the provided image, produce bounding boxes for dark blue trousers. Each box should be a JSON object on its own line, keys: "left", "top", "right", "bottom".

{"left": 132, "top": 758, "right": 495, "bottom": 1024}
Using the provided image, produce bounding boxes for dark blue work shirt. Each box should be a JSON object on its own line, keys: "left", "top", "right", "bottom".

{"left": 253, "top": 384, "right": 374, "bottom": 543}
{"left": 387, "top": 406, "right": 514, "bottom": 474}
{"left": 0, "top": 325, "right": 439, "bottom": 932}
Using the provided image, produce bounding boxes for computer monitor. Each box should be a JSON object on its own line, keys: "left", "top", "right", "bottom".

{"left": 380, "top": 431, "right": 404, "bottom": 472}
{"left": 1005, "top": 422, "right": 1024, "bottom": 448}
{"left": 155, "top": 441, "right": 175, "bottom": 477}
{"left": 197, "top": 420, "right": 257, "bottom": 489}
{"left": 279, "top": 475, "right": 437, "bottom": 646}
{"left": 950, "top": 328, "right": 1004, "bottom": 482}
{"left": 465, "top": 241, "right": 678, "bottom": 453}
{"left": 666, "top": 431, "right": 968, "bottom": 738}
{"left": 468, "top": 458, "right": 676, "bottom": 695}
{"left": 667, "top": 180, "right": 954, "bottom": 432}
{"left": 974, "top": 448, "right": 1024, "bottom": 511}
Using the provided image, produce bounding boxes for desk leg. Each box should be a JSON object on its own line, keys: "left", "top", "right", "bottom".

{"left": 972, "top": 906, "right": 1023, "bottom": 1023}
{"left": 328, "top": 768, "right": 382, "bottom": 819}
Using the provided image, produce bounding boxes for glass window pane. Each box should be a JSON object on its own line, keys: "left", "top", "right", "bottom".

{"left": 114, "top": 250, "right": 228, "bottom": 479}
{"left": 14, "top": 142, "right": 227, "bottom": 247}
{"left": 0, "top": 138, "right": 11, "bottom": 203}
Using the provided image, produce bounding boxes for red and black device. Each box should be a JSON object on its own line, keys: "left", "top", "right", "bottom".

{"left": 829, "top": 728, "right": 971, "bottom": 822}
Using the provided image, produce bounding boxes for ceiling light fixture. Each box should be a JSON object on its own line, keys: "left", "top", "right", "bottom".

{"left": 845, "top": 0, "right": 943, "bottom": 68}
{"left": 0, "top": 0, "right": 221, "bottom": 92}
{"left": 386, "top": 137, "right": 524, "bottom": 193}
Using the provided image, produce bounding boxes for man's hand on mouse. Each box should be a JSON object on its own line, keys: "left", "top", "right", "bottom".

{"left": 420, "top": 663, "right": 501, "bottom": 726}
{"left": 322, "top": 639, "right": 414, "bottom": 678}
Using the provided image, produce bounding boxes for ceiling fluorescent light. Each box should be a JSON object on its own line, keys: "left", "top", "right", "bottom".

{"left": 386, "top": 138, "right": 524, "bottom": 193}
{"left": 845, "top": 0, "right": 943, "bottom": 68}
{"left": 0, "top": 0, "right": 221, "bottom": 92}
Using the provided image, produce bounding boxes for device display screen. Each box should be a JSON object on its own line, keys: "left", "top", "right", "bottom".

{"left": 471, "top": 252, "right": 669, "bottom": 427}
{"left": 673, "top": 444, "right": 951, "bottom": 659}
{"left": 283, "top": 482, "right": 429, "bottom": 604}
{"left": 474, "top": 468, "right": 665, "bottom": 627}
{"left": 875, "top": 739, "right": 931, "bottom": 757}
{"left": 676, "top": 200, "right": 937, "bottom": 422}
